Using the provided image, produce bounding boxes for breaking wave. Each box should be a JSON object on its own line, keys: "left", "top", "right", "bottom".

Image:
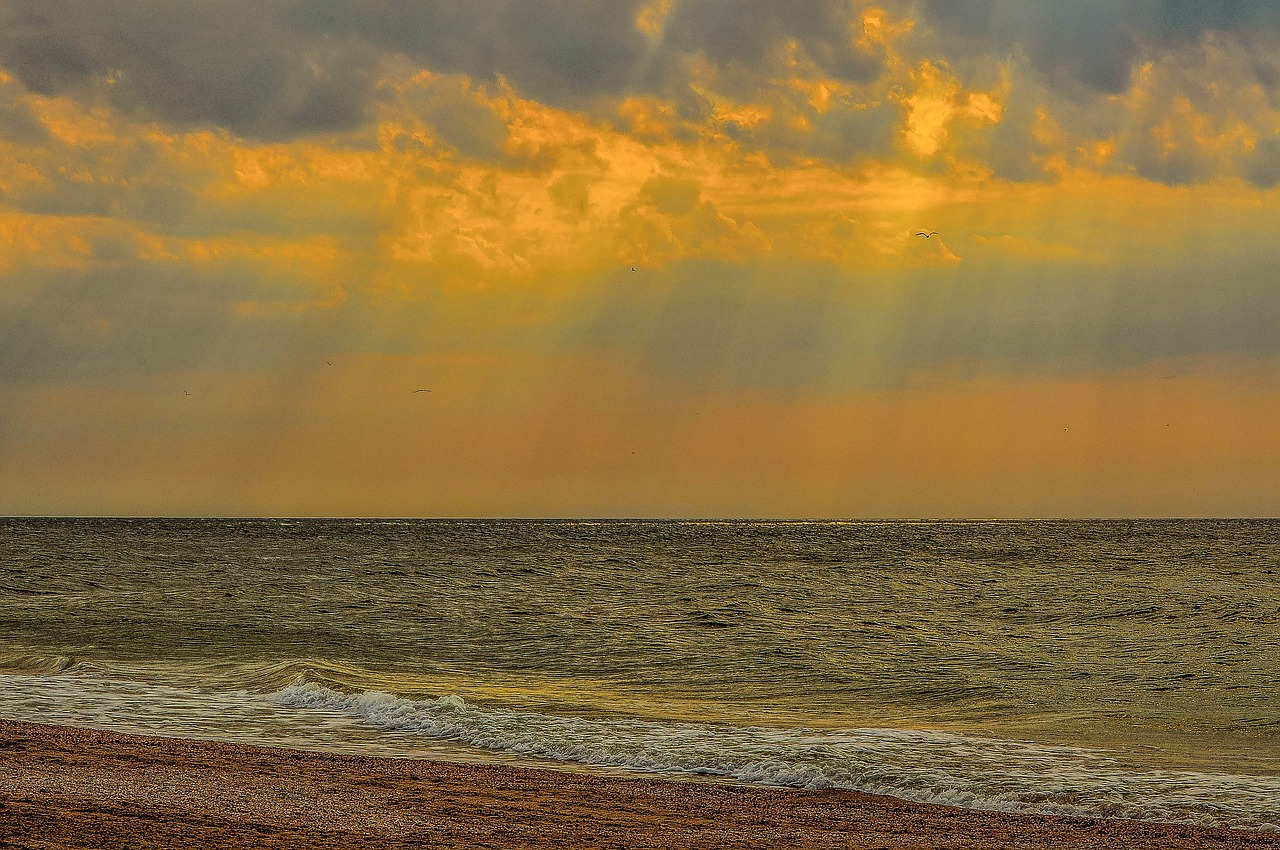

{"left": 274, "top": 683, "right": 1280, "bottom": 831}
{"left": 0, "top": 653, "right": 76, "bottom": 675}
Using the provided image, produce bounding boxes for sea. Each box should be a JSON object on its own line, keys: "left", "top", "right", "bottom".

{"left": 1, "top": 518, "right": 1277, "bottom": 830}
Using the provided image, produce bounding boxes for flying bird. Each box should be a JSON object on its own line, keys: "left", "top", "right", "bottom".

{"left": 915, "top": 230, "right": 939, "bottom": 238}
{"left": 414, "top": 389, "right": 431, "bottom": 393}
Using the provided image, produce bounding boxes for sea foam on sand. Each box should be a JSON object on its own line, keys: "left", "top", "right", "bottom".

{"left": 3, "top": 720, "right": 1277, "bottom": 850}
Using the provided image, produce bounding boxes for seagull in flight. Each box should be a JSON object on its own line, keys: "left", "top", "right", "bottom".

{"left": 414, "top": 389, "right": 431, "bottom": 393}
{"left": 915, "top": 230, "right": 939, "bottom": 238}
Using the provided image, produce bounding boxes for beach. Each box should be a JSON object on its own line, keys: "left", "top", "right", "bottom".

{"left": 4, "top": 519, "right": 1279, "bottom": 841}
{"left": 3, "top": 721, "right": 1277, "bottom": 850}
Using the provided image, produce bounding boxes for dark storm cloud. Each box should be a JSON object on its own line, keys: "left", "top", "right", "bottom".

{"left": 1152, "top": 0, "right": 1279, "bottom": 38}
{"left": 291, "top": 0, "right": 888, "bottom": 109}
{"left": 0, "top": 0, "right": 380, "bottom": 139}
{"left": 4, "top": 0, "right": 1277, "bottom": 182}
{"left": 0, "top": 0, "right": 652, "bottom": 138}
{"left": 0, "top": 0, "right": 894, "bottom": 140}
{"left": 1243, "top": 137, "right": 1280, "bottom": 188}
{"left": 919, "top": 0, "right": 1280, "bottom": 94}
{"left": 291, "top": 1, "right": 653, "bottom": 105}
{"left": 0, "top": 2, "right": 366, "bottom": 139}
{"left": 661, "top": 0, "right": 882, "bottom": 87}
{"left": 916, "top": 0, "right": 1132, "bottom": 92}
{"left": 0, "top": 84, "right": 50, "bottom": 143}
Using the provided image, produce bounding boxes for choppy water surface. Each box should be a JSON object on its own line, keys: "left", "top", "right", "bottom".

{"left": 1, "top": 518, "right": 1277, "bottom": 828}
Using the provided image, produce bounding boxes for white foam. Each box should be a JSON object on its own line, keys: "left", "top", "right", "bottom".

{"left": 4, "top": 668, "right": 1276, "bottom": 832}
{"left": 273, "top": 683, "right": 1280, "bottom": 831}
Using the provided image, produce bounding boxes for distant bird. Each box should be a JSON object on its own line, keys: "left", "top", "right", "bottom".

{"left": 183, "top": 389, "right": 190, "bottom": 396}
{"left": 915, "top": 230, "right": 939, "bottom": 238}
{"left": 326, "top": 360, "right": 332, "bottom": 366}
{"left": 414, "top": 389, "right": 431, "bottom": 393}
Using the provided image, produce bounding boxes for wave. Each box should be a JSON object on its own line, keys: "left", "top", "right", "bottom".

{"left": 0, "top": 655, "right": 373, "bottom": 691}
{"left": 0, "top": 653, "right": 76, "bottom": 675}
{"left": 274, "top": 683, "right": 1280, "bottom": 831}
{"left": 236, "top": 658, "right": 394, "bottom": 693}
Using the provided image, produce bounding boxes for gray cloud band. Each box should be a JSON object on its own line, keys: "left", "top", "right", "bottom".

{"left": 0, "top": 0, "right": 1278, "bottom": 184}
{"left": 0, "top": 0, "right": 904, "bottom": 139}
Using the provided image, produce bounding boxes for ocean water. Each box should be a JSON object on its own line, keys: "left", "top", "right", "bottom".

{"left": 1, "top": 517, "right": 1277, "bottom": 829}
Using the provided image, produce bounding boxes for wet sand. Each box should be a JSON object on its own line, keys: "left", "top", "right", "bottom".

{"left": 2, "top": 720, "right": 1277, "bottom": 849}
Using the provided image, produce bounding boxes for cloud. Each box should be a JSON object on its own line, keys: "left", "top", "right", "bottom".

{"left": 1243, "top": 136, "right": 1280, "bottom": 187}
{"left": 296, "top": 1, "right": 655, "bottom": 105}
{"left": 0, "top": 0, "right": 380, "bottom": 140}
{"left": 1114, "top": 38, "right": 1280, "bottom": 185}
{"left": 2, "top": 4, "right": 1279, "bottom": 394}
{"left": 917, "top": 0, "right": 1280, "bottom": 94}
{"left": 906, "top": 27, "right": 1280, "bottom": 185}
{"left": 386, "top": 72, "right": 511, "bottom": 163}
{"left": 563, "top": 161, "right": 1280, "bottom": 395}
{"left": 0, "top": 0, "right": 657, "bottom": 139}
{"left": 660, "top": 0, "right": 885, "bottom": 89}
{"left": 0, "top": 0, "right": 905, "bottom": 144}
{"left": 1, "top": 0, "right": 1278, "bottom": 195}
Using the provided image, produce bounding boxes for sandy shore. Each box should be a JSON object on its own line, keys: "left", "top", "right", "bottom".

{"left": 2, "top": 720, "right": 1277, "bottom": 849}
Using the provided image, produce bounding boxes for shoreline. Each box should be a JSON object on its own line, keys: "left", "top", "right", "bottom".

{"left": 4, "top": 720, "right": 1278, "bottom": 849}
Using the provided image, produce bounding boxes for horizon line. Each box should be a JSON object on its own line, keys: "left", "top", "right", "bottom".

{"left": 3, "top": 514, "right": 1276, "bottom": 522}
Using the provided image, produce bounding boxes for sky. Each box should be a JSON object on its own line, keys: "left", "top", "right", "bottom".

{"left": 1, "top": 0, "right": 1278, "bottom": 518}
